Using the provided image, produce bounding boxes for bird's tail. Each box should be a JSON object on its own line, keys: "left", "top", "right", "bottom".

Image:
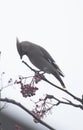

{"left": 53, "top": 72, "right": 66, "bottom": 89}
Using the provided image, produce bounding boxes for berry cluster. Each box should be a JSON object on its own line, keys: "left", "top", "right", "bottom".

{"left": 15, "top": 73, "right": 44, "bottom": 98}
{"left": 15, "top": 124, "right": 22, "bottom": 130}
{"left": 34, "top": 72, "right": 44, "bottom": 83}
{"left": 32, "top": 96, "right": 54, "bottom": 123}
{"left": 21, "top": 83, "right": 38, "bottom": 97}
{"left": 32, "top": 109, "right": 45, "bottom": 123}
{"left": 16, "top": 81, "right": 38, "bottom": 97}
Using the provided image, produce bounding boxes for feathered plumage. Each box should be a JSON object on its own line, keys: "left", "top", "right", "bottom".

{"left": 16, "top": 38, "right": 66, "bottom": 88}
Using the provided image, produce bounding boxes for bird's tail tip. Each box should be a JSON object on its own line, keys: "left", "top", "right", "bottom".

{"left": 16, "top": 37, "right": 19, "bottom": 43}
{"left": 62, "top": 85, "right": 67, "bottom": 90}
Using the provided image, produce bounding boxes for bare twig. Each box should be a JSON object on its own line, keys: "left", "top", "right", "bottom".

{"left": 43, "top": 77, "right": 83, "bottom": 104}
{"left": 22, "top": 61, "right": 39, "bottom": 73}
{"left": 44, "top": 94, "right": 83, "bottom": 110}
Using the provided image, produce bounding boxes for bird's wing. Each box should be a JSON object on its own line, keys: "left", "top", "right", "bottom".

{"left": 39, "top": 46, "right": 64, "bottom": 77}
{"left": 39, "top": 46, "right": 54, "bottom": 62}
{"left": 51, "top": 62, "right": 64, "bottom": 77}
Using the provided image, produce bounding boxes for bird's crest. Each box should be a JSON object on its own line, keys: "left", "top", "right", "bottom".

{"left": 16, "top": 37, "right": 20, "bottom": 46}
{"left": 16, "top": 38, "right": 22, "bottom": 59}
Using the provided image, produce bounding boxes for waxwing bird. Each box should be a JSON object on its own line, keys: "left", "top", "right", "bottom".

{"left": 16, "top": 38, "right": 66, "bottom": 88}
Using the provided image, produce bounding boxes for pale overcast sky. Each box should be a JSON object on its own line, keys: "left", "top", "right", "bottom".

{"left": 0, "top": 0, "right": 83, "bottom": 130}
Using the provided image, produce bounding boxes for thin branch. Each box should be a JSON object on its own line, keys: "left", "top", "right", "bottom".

{"left": 45, "top": 94, "right": 83, "bottom": 110}
{"left": 0, "top": 98, "right": 56, "bottom": 130}
{"left": 22, "top": 61, "right": 38, "bottom": 73}
{"left": 43, "top": 77, "right": 83, "bottom": 104}
{"left": 0, "top": 103, "right": 7, "bottom": 111}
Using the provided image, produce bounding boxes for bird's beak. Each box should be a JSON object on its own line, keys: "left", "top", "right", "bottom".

{"left": 20, "top": 55, "right": 22, "bottom": 59}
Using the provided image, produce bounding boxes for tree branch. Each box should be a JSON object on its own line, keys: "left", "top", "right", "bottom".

{"left": 0, "top": 98, "right": 56, "bottom": 130}
{"left": 43, "top": 77, "right": 83, "bottom": 104}
{"left": 45, "top": 94, "right": 83, "bottom": 110}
